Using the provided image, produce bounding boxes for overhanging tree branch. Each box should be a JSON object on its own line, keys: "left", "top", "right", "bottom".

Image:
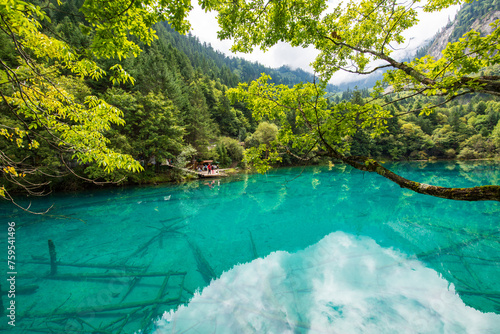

{"left": 341, "top": 155, "right": 500, "bottom": 201}
{"left": 230, "top": 75, "right": 500, "bottom": 202}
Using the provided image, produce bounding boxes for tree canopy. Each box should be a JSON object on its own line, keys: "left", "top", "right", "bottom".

{"left": 1, "top": 0, "right": 260, "bottom": 211}
{"left": 0, "top": 0, "right": 194, "bottom": 209}
{"left": 205, "top": 0, "right": 500, "bottom": 201}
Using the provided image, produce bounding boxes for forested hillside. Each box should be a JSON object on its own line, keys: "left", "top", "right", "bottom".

{"left": 343, "top": 89, "right": 500, "bottom": 161}
{"left": 161, "top": 22, "right": 340, "bottom": 92}
{"left": 0, "top": 0, "right": 257, "bottom": 192}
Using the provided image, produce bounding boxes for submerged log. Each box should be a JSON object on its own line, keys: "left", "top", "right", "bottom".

{"left": 141, "top": 275, "right": 171, "bottom": 331}
{"left": 37, "top": 271, "right": 187, "bottom": 281}
{"left": 18, "top": 260, "right": 145, "bottom": 271}
{"left": 248, "top": 230, "right": 258, "bottom": 259}
{"left": 101, "top": 307, "right": 142, "bottom": 331}
{"left": 456, "top": 290, "right": 500, "bottom": 298}
{"left": 418, "top": 230, "right": 500, "bottom": 260}
{"left": 187, "top": 239, "right": 216, "bottom": 284}
{"left": 129, "top": 220, "right": 186, "bottom": 259}
{"left": 48, "top": 240, "right": 57, "bottom": 276}
{"left": 20, "top": 296, "right": 181, "bottom": 319}
{"left": 120, "top": 265, "right": 150, "bottom": 303}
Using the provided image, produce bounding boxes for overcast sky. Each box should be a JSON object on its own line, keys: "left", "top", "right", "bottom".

{"left": 187, "top": 1, "right": 460, "bottom": 84}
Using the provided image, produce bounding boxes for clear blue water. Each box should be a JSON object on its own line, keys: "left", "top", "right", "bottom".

{"left": 0, "top": 161, "right": 499, "bottom": 333}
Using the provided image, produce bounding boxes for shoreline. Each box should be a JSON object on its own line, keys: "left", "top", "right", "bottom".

{"left": 3, "top": 158, "right": 499, "bottom": 201}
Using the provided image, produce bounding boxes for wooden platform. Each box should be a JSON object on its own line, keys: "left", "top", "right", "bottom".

{"left": 164, "top": 164, "right": 227, "bottom": 178}
{"left": 197, "top": 171, "right": 228, "bottom": 178}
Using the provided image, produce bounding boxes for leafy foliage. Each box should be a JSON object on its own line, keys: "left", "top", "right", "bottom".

{"left": 1, "top": 0, "right": 499, "bottom": 205}
{"left": 0, "top": 0, "right": 191, "bottom": 203}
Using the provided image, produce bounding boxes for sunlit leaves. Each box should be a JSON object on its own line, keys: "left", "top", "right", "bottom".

{"left": 384, "top": 19, "right": 500, "bottom": 99}
{"left": 203, "top": 0, "right": 424, "bottom": 80}
{"left": 424, "top": 0, "right": 471, "bottom": 12}
{"left": 228, "top": 74, "right": 391, "bottom": 171}
{"left": 244, "top": 144, "right": 282, "bottom": 174}
{"left": 0, "top": 0, "right": 182, "bottom": 190}
{"left": 207, "top": 0, "right": 499, "bottom": 102}
{"left": 203, "top": 0, "right": 327, "bottom": 53}
{"left": 314, "top": 0, "right": 420, "bottom": 81}
{"left": 109, "top": 64, "right": 135, "bottom": 85}
{"left": 80, "top": 0, "right": 192, "bottom": 59}
{"left": 4, "top": 65, "right": 142, "bottom": 174}
{"left": 0, "top": 126, "right": 39, "bottom": 150}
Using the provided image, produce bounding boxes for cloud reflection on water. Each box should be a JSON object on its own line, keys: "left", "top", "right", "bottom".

{"left": 155, "top": 232, "right": 500, "bottom": 333}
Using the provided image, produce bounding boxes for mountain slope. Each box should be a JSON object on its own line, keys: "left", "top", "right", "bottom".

{"left": 161, "top": 22, "right": 340, "bottom": 93}
{"left": 426, "top": 0, "right": 500, "bottom": 59}
{"left": 336, "top": 0, "right": 500, "bottom": 90}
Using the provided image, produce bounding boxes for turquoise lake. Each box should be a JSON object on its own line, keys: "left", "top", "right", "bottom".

{"left": 0, "top": 161, "right": 499, "bottom": 333}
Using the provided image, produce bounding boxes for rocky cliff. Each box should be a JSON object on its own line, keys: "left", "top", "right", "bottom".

{"left": 426, "top": 10, "right": 500, "bottom": 60}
